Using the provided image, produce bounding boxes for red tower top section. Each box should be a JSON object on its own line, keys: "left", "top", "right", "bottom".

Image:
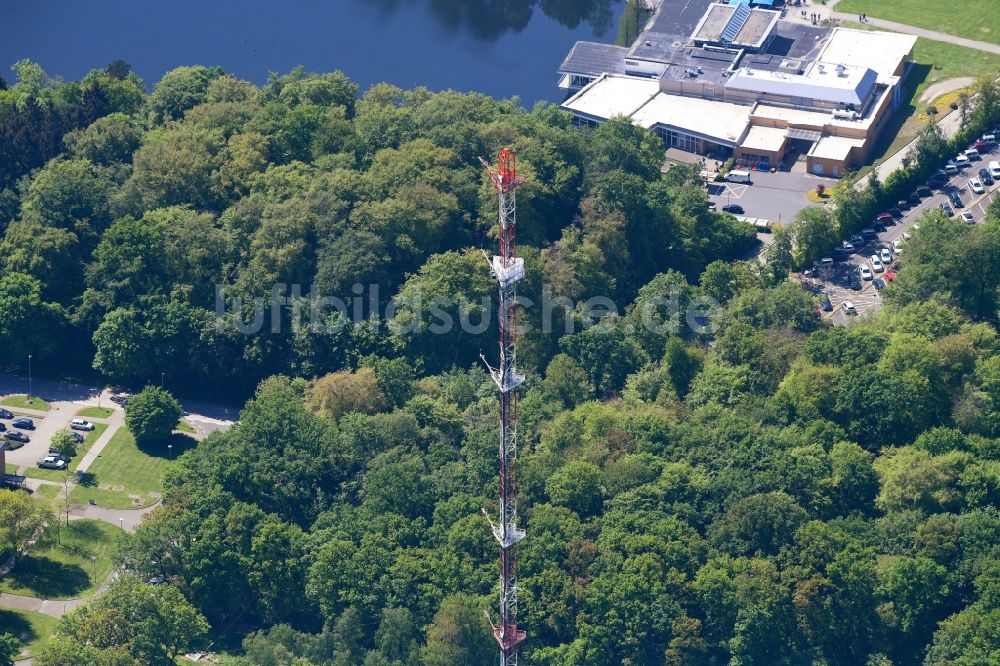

{"left": 490, "top": 148, "right": 525, "bottom": 193}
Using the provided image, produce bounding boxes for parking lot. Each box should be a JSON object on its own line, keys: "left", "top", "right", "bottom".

{"left": 708, "top": 169, "right": 837, "bottom": 223}
{"left": 806, "top": 138, "right": 1000, "bottom": 324}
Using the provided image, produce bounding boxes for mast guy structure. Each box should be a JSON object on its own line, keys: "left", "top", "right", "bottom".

{"left": 480, "top": 148, "right": 527, "bottom": 666}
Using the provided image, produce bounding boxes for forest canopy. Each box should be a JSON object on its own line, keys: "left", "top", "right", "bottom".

{"left": 1, "top": 60, "right": 998, "bottom": 666}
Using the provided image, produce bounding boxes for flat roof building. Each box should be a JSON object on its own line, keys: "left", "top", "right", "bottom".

{"left": 558, "top": 0, "right": 916, "bottom": 178}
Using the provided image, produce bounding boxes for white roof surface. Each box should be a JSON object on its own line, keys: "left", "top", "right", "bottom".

{"left": 818, "top": 28, "right": 917, "bottom": 83}
{"left": 751, "top": 101, "right": 880, "bottom": 131}
{"left": 726, "top": 61, "right": 877, "bottom": 106}
{"left": 631, "top": 93, "right": 751, "bottom": 145}
{"left": 809, "top": 135, "right": 866, "bottom": 160}
{"left": 561, "top": 74, "right": 660, "bottom": 120}
{"left": 740, "top": 125, "right": 788, "bottom": 152}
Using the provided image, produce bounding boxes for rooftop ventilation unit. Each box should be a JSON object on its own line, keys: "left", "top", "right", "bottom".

{"left": 836, "top": 63, "right": 848, "bottom": 77}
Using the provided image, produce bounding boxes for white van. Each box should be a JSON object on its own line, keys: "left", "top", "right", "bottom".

{"left": 725, "top": 169, "right": 752, "bottom": 184}
{"left": 989, "top": 160, "right": 1000, "bottom": 180}
{"left": 965, "top": 148, "right": 981, "bottom": 161}
{"left": 983, "top": 134, "right": 996, "bottom": 145}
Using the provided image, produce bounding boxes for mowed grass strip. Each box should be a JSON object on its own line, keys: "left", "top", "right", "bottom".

{"left": 69, "top": 427, "right": 196, "bottom": 508}
{"left": 0, "top": 395, "right": 50, "bottom": 411}
{"left": 0, "top": 519, "right": 120, "bottom": 599}
{"left": 0, "top": 607, "right": 58, "bottom": 658}
{"left": 77, "top": 406, "right": 114, "bottom": 419}
{"left": 23, "top": 423, "right": 109, "bottom": 483}
{"left": 837, "top": 0, "right": 1000, "bottom": 45}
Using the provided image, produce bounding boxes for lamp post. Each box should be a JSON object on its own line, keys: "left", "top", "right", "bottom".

{"left": 119, "top": 517, "right": 123, "bottom": 531}
{"left": 160, "top": 372, "right": 165, "bottom": 388}
{"left": 168, "top": 444, "right": 173, "bottom": 461}
{"left": 27, "top": 354, "right": 32, "bottom": 402}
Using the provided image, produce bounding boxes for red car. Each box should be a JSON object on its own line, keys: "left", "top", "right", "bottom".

{"left": 974, "top": 140, "right": 989, "bottom": 151}
{"left": 876, "top": 212, "right": 894, "bottom": 225}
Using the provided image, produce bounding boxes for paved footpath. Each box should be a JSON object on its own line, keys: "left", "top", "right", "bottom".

{"left": 73, "top": 403, "right": 124, "bottom": 474}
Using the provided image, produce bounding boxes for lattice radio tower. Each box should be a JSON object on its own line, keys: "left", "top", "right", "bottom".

{"left": 479, "top": 148, "right": 527, "bottom": 666}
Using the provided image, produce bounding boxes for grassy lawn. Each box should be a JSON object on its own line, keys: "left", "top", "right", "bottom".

{"left": 35, "top": 484, "right": 60, "bottom": 500}
{"left": 4, "top": 462, "right": 17, "bottom": 475}
{"left": 24, "top": 423, "right": 109, "bottom": 483}
{"left": 0, "top": 394, "right": 50, "bottom": 411}
{"left": 69, "top": 428, "right": 196, "bottom": 509}
{"left": 77, "top": 406, "right": 114, "bottom": 419}
{"left": 0, "top": 607, "right": 58, "bottom": 658}
{"left": 848, "top": 27, "right": 1000, "bottom": 176}
{"left": 0, "top": 519, "right": 120, "bottom": 599}
{"left": 837, "top": 0, "right": 1000, "bottom": 45}
{"left": 176, "top": 419, "right": 196, "bottom": 434}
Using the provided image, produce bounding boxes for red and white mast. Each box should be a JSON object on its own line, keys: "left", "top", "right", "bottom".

{"left": 480, "top": 148, "right": 527, "bottom": 666}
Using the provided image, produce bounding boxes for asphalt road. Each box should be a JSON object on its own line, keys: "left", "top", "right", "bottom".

{"left": 807, "top": 143, "right": 1000, "bottom": 325}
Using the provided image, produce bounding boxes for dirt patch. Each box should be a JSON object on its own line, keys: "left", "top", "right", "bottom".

{"left": 920, "top": 77, "right": 975, "bottom": 104}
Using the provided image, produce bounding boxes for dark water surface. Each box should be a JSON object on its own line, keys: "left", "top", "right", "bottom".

{"left": 0, "top": 0, "right": 623, "bottom": 104}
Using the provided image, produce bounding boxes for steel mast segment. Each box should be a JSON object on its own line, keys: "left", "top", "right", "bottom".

{"left": 479, "top": 148, "right": 527, "bottom": 666}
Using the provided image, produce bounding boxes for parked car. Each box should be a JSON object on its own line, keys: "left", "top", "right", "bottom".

{"left": 859, "top": 265, "right": 873, "bottom": 281}
{"left": 990, "top": 160, "right": 1000, "bottom": 180}
{"left": 944, "top": 163, "right": 959, "bottom": 175}
{"left": 873, "top": 277, "right": 887, "bottom": 290}
{"left": 965, "top": 148, "right": 981, "bottom": 161}
{"left": 5, "top": 431, "right": 29, "bottom": 443}
{"left": 850, "top": 234, "right": 865, "bottom": 245}
{"left": 0, "top": 408, "right": 12, "bottom": 419}
{"left": 870, "top": 255, "right": 884, "bottom": 272}
{"left": 973, "top": 140, "right": 989, "bottom": 151}
{"left": 962, "top": 211, "right": 976, "bottom": 224}
{"left": 915, "top": 185, "right": 933, "bottom": 197}
{"left": 950, "top": 190, "right": 964, "bottom": 208}
{"left": 979, "top": 167, "right": 994, "bottom": 186}
{"left": 880, "top": 248, "right": 892, "bottom": 264}
{"left": 840, "top": 241, "right": 856, "bottom": 252}
{"left": 11, "top": 417, "right": 34, "bottom": 430}
{"left": 38, "top": 455, "right": 67, "bottom": 470}
{"left": 849, "top": 273, "right": 862, "bottom": 291}
{"left": 721, "top": 203, "right": 744, "bottom": 214}
{"left": 0, "top": 423, "right": 5, "bottom": 432}
{"left": 941, "top": 202, "right": 955, "bottom": 216}
{"left": 70, "top": 419, "right": 95, "bottom": 431}
{"left": 876, "top": 212, "right": 894, "bottom": 226}
{"left": 842, "top": 301, "right": 857, "bottom": 315}
{"left": 888, "top": 207, "right": 903, "bottom": 218}
{"left": 67, "top": 430, "right": 84, "bottom": 444}
{"left": 892, "top": 239, "right": 904, "bottom": 254}
{"left": 47, "top": 449, "right": 69, "bottom": 462}
{"left": 820, "top": 294, "right": 833, "bottom": 312}
{"left": 954, "top": 154, "right": 971, "bottom": 168}
{"left": 970, "top": 177, "right": 985, "bottom": 194}
{"left": 706, "top": 201, "right": 716, "bottom": 210}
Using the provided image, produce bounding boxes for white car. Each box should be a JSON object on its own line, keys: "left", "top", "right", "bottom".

{"left": 842, "top": 301, "right": 857, "bottom": 315}
{"left": 38, "top": 455, "right": 67, "bottom": 470}
{"left": 891, "top": 240, "right": 903, "bottom": 254}
{"left": 880, "top": 248, "right": 892, "bottom": 263}
{"left": 970, "top": 177, "right": 985, "bottom": 194}
{"left": 859, "top": 265, "right": 873, "bottom": 281}
{"left": 70, "top": 419, "right": 95, "bottom": 431}
{"left": 870, "top": 255, "right": 884, "bottom": 272}
{"left": 962, "top": 211, "right": 976, "bottom": 224}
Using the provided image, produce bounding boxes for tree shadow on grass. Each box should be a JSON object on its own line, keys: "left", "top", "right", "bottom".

{"left": 75, "top": 471, "right": 97, "bottom": 487}
{"left": 136, "top": 432, "right": 198, "bottom": 459}
{"left": 0, "top": 607, "right": 38, "bottom": 642}
{"left": 1, "top": 556, "right": 91, "bottom": 598}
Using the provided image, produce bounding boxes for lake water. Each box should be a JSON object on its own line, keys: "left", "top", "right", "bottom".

{"left": 0, "top": 0, "right": 624, "bottom": 105}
